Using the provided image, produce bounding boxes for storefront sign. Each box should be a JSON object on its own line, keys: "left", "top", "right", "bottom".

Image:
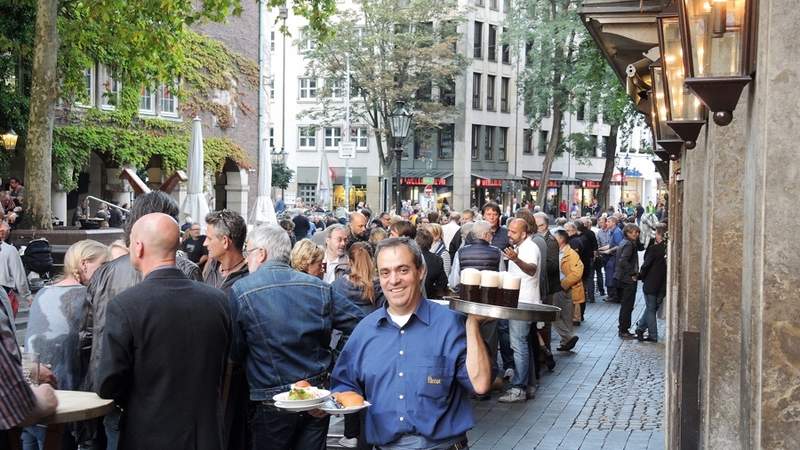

{"left": 581, "top": 180, "right": 601, "bottom": 189}
{"left": 401, "top": 177, "right": 447, "bottom": 186}
{"left": 476, "top": 178, "right": 503, "bottom": 188}
{"left": 529, "top": 179, "right": 560, "bottom": 188}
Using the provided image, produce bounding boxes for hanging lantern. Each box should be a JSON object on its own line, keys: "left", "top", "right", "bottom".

{"left": 650, "top": 64, "right": 684, "bottom": 160}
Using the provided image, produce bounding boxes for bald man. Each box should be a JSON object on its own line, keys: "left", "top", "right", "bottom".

{"left": 347, "top": 211, "right": 368, "bottom": 247}
{"left": 96, "top": 213, "right": 230, "bottom": 450}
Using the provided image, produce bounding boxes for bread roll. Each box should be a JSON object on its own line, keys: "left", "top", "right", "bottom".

{"left": 334, "top": 391, "right": 365, "bottom": 407}
{"left": 293, "top": 380, "right": 311, "bottom": 388}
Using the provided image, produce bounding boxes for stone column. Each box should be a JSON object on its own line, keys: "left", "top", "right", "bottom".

{"left": 224, "top": 169, "right": 249, "bottom": 216}
{"left": 50, "top": 188, "right": 67, "bottom": 226}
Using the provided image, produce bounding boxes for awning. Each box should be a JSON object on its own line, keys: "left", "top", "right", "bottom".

{"left": 575, "top": 172, "right": 603, "bottom": 181}
{"left": 522, "top": 170, "right": 564, "bottom": 180}
{"left": 400, "top": 168, "right": 453, "bottom": 179}
{"left": 472, "top": 170, "right": 526, "bottom": 181}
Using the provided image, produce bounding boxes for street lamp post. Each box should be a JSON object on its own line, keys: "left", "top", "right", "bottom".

{"left": 389, "top": 101, "right": 412, "bottom": 215}
{"left": 618, "top": 152, "right": 631, "bottom": 211}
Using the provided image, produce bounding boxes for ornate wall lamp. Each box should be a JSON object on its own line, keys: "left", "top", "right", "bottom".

{"left": 679, "top": 0, "right": 758, "bottom": 126}
{"left": 658, "top": 12, "right": 707, "bottom": 149}
{"left": 651, "top": 64, "right": 684, "bottom": 160}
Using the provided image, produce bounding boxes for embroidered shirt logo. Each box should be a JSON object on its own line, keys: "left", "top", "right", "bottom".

{"left": 427, "top": 376, "right": 441, "bottom": 385}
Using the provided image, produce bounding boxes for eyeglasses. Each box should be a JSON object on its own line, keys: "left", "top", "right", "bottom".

{"left": 243, "top": 247, "right": 264, "bottom": 258}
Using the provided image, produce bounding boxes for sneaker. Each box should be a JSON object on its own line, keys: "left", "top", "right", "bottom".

{"left": 503, "top": 368, "right": 515, "bottom": 381}
{"left": 339, "top": 437, "right": 358, "bottom": 448}
{"left": 498, "top": 387, "right": 527, "bottom": 403}
{"left": 526, "top": 385, "right": 538, "bottom": 399}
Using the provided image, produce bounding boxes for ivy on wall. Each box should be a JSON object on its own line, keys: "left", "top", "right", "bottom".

{"left": 51, "top": 31, "right": 256, "bottom": 192}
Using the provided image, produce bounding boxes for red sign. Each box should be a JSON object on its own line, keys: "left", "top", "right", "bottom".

{"left": 424, "top": 185, "right": 433, "bottom": 195}
{"left": 529, "top": 180, "right": 559, "bottom": 188}
{"left": 476, "top": 179, "right": 502, "bottom": 188}
{"left": 581, "top": 180, "right": 601, "bottom": 189}
{"left": 401, "top": 177, "right": 447, "bottom": 186}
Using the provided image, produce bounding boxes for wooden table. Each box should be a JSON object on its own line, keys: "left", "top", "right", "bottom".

{"left": 8, "top": 390, "right": 114, "bottom": 450}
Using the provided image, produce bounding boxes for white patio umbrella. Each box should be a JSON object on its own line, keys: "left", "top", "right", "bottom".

{"left": 181, "top": 117, "right": 210, "bottom": 231}
{"left": 318, "top": 150, "right": 332, "bottom": 211}
{"left": 252, "top": 0, "right": 278, "bottom": 225}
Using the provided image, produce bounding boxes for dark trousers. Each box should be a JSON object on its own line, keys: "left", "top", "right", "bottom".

{"left": 496, "top": 320, "right": 515, "bottom": 371}
{"left": 617, "top": 282, "right": 638, "bottom": 333}
{"left": 583, "top": 259, "right": 595, "bottom": 303}
{"left": 249, "top": 403, "right": 330, "bottom": 450}
{"left": 594, "top": 260, "right": 605, "bottom": 295}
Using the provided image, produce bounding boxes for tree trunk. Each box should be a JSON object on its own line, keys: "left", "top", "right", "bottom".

{"left": 536, "top": 103, "right": 563, "bottom": 208}
{"left": 597, "top": 124, "right": 618, "bottom": 212}
{"left": 24, "top": 0, "right": 59, "bottom": 230}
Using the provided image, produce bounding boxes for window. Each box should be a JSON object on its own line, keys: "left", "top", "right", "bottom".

{"left": 485, "top": 126, "right": 495, "bottom": 160}
{"left": 503, "top": 0, "right": 510, "bottom": 12}
{"left": 438, "top": 124, "right": 454, "bottom": 159}
{"left": 471, "top": 125, "right": 480, "bottom": 160}
{"left": 502, "top": 27, "right": 510, "bottom": 64}
{"left": 523, "top": 129, "right": 533, "bottom": 154}
{"left": 299, "top": 77, "right": 317, "bottom": 99}
{"left": 473, "top": 22, "right": 483, "bottom": 59}
{"left": 499, "top": 127, "right": 508, "bottom": 161}
{"left": 303, "top": 29, "right": 317, "bottom": 51}
{"left": 77, "top": 67, "right": 94, "bottom": 107}
{"left": 100, "top": 69, "right": 120, "bottom": 110}
{"left": 474, "top": 0, "right": 483, "bottom": 6}
{"left": 160, "top": 85, "right": 177, "bottom": 116}
{"left": 270, "top": 31, "right": 276, "bottom": 52}
{"left": 299, "top": 183, "right": 317, "bottom": 205}
{"left": 416, "top": 81, "right": 432, "bottom": 101}
{"left": 327, "top": 79, "right": 344, "bottom": 98}
{"left": 486, "top": 75, "right": 496, "bottom": 111}
{"left": 488, "top": 25, "right": 497, "bottom": 61}
{"left": 500, "top": 77, "right": 510, "bottom": 112}
{"left": 351, "top": 127, "right": 369, "bottom": 149}
{"left": 602, "top": 136, "right": 611, "bottom": 158}
{"left": 441, "top": 21, "right": 458, "bottom": 53}
{"left": 490, "top": 0, "right": 498, "bottom": 10}
{"left": 139, "top": 86, "right": 154, "bottom": 113}
{"left": 577, "top": 100, "right": 586, "bottom": 121}
{"left": 589, "top": 135, "right": 598, "bottom": 155}
{"left": 472, "top": 73, "right": 482, "bottom": 110}
{"left": 416, "top": 22, "right": 434, "bottom": 48}
{"left": 538, "top": 130, "right": 549, "bottom": 155}
{"left": 324, "top": 127, "right": 342, "bottom": 149}
{"left": 299, "top": 126, "right": 317, "bottom": 149}
{"left": 440, "top": 79, "right": 455, "bottom": 106}
{"left": 525, "top": 41, "right": 534, "bottom": 65}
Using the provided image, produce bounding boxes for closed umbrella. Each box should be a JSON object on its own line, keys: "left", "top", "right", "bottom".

{"left": 318, "top": 150, "right": 332, "bottom": 211}
{"left": 181, "top": 117, "right": 210, "bottom": 231}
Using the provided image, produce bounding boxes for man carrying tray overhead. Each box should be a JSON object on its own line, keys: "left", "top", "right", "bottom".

{"left": 328, "top": 237, "right": 493, "bottom": 450}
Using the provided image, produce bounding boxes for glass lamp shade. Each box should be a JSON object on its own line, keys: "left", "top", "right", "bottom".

{"left": 659, "top": 15, "right": 706, "bottom": 148}
{"left": 1, "top": 129, "right": 17, "bottom": 151}
{"left": 389, "top": 101, "right": 412, "bottom": 139}
{"left": 651, "top": 65, "right": 684, "bottom": 160}
{"left": 680, "top": 0, "right": 755, "bottom": 125}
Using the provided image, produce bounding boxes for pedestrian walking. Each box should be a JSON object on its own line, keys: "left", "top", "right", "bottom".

{"left": 615, "top": 223, "right": 642, "bottom": 339}
{"left": 553, "top": 230, "right": 583, "bottom": 352}
{"left": 635, "top": 224, "right": 667, "bottom": 342}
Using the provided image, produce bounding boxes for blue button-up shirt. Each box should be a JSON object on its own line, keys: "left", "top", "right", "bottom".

{"left": 331, "top": 299, "right": 475, "bottom": 446}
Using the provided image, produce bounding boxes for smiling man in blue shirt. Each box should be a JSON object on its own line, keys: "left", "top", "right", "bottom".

{"left": 329, "top": 237, "right": 493, "bottom": 450}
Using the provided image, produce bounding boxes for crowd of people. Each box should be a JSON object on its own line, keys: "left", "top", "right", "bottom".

{"left": 0, "top": 191, "right": 667, "bottom": 450}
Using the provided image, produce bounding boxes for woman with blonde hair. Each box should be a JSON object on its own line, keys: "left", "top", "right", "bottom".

{"left": 290, "top": 238, "right": 325, "bottom": 279}
{"left": 421, "top": 222, "right": 452, "bottom": 276}
{"left": 22, "top": 240, "right": 110, "bottom": 449}
{"left": 368, "top": 227, "right": 387, "bottom": 246}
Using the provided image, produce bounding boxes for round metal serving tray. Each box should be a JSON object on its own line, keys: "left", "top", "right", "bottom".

{"left": 447, "top": 297, "right": 561, "bottom": 322}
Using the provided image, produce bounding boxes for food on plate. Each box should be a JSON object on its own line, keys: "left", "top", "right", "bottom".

{"left": 333, "top": 391, "right": 365, "bottom": 408}
{"left": 287, "top": 380, "right": 318, "bottom": 401}
{"left": 293, "top": 380, "right": 311, "bottom": 388}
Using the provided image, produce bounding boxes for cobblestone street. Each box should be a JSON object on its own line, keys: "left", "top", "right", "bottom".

{"left": 467, "top": 292, "right": 665, "bottom": 450}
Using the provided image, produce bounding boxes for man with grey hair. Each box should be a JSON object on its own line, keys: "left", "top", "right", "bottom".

{"left": 323, "top": 224, "right": 349, "bottom": 283}
{"left": 230, "top": 224, "right": 365, "bottom": 449}
{"left": 442, "top": 211, "right": 461, "bottom": 249}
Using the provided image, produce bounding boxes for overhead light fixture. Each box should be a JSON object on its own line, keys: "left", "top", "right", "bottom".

{"left": 1, "top": 129, "right": 18, "bottom": 151}
{"left": 650, "top": 64, "right": 684, "bottom": 160}
{"left": 679, "top": 0, "right": 758, "bottom": 126}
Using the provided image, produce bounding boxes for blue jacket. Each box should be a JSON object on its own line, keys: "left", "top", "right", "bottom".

{"left": 229, "top": 261, "right": 365, "bottom": 400}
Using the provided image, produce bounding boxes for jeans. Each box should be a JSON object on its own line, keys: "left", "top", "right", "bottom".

{"left": 508, "top": 320, "right": 533, "bottom": 388}
{"left": 636, "top": 294, "right": 663, "bottom": 339}
{"left": 104, "top": 408, "right": 120, "bottom": 450}
{"left": 21, "top": 426, "right": 44, "bottom": 450}
{"left": 496, "top": 320, "right": 515, "bottom": 371}
{"left": 249, "top": 403, "right": 330, "bottom": 450}
{"left": 617, "top": 282, "right": 638, "bottom": 333}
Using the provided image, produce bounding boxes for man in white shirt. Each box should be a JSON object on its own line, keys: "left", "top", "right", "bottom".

{"left": 441, "top": 212, "right": 461, "bottom": 250}
{"left": 323, "top": 224, "right": 349, "bottom": 283}
{"left": 498, "top": 218, "right": 540, "bottom": 403}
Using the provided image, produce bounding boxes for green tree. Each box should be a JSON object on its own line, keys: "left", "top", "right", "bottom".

{"left": 507, "top": 0, "right": 639, "bottom": 210}
{"left": 302, "top": 0, "right": 466, "bottom": 206}
{"left": 17, "top": 0, "right": 338, "bottom": 229}
{"left": 272, "top": 161, "right": 294, "bottom": 190}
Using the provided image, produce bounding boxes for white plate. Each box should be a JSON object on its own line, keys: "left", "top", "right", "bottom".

{"left": 272, "top": 389, "right": 331, "bottom": 407}
{"left": 320, "top": 400, "right": 372, "bottom": 415}
{"left": 274, "top": 400, "right": 326, "bottom": 412}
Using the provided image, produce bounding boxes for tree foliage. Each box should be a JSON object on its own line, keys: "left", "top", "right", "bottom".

{"left": 271, "top": 161, "right": 294, "bottom": 190}
{"left": 302, "top": 0, "right": 467, "bottom": 174}
{"left": 507, "top": 0, "right": 641, "bottom": 208}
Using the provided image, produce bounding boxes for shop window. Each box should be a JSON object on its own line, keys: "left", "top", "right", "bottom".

{"left": 299, "top": 183, "right": 317, "bottom": 205}
{"left": 486, "top": 75, "right": 496, "bottom": 111}
{"left": 438, "top": 124, "right": 454, "bottom": 160}
{"left": 499, "top": 127, "right": 508, "bottom": 161}
{"left": 473, "top": 22, "right": 483, "bottom": 59}
{"left": 538, "top": 130, "right": 548, "bottom": 155}
{"left": 471, "top": 125, "right": 480, "bottom": 160}
{"left": 501, "top": 77, "right": 510, "bottom": 113}
{"left": 523, "top": 129, "right": 532, "bottom": 154}
{"left": 472, "top": 73, "right": 482, "bottom": 110}
{"left": 324, "top": 127, "right": 342, "bottom": 149}
{"left": 485, "top": 126, "right": 495, "bottom": 160}
{"left": 488, "top": 25, "right": 497, "bottom": 62}
{"left": 299, "top": 126, "right": 317, "bottom": 150}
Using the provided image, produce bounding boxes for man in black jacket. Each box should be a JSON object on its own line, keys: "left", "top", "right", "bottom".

{"left": 615, "top": 223, "right": 643, "bottom": 338}
{"left": 634, "top": 224, "right": 667, "bottom": 342}
{"left": 96, "top": 213, "right": 230, "bottom": 450}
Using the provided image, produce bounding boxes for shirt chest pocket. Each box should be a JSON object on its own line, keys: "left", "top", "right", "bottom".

{"left": 414, "top": 355, "right": 454, "bottom": 401}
